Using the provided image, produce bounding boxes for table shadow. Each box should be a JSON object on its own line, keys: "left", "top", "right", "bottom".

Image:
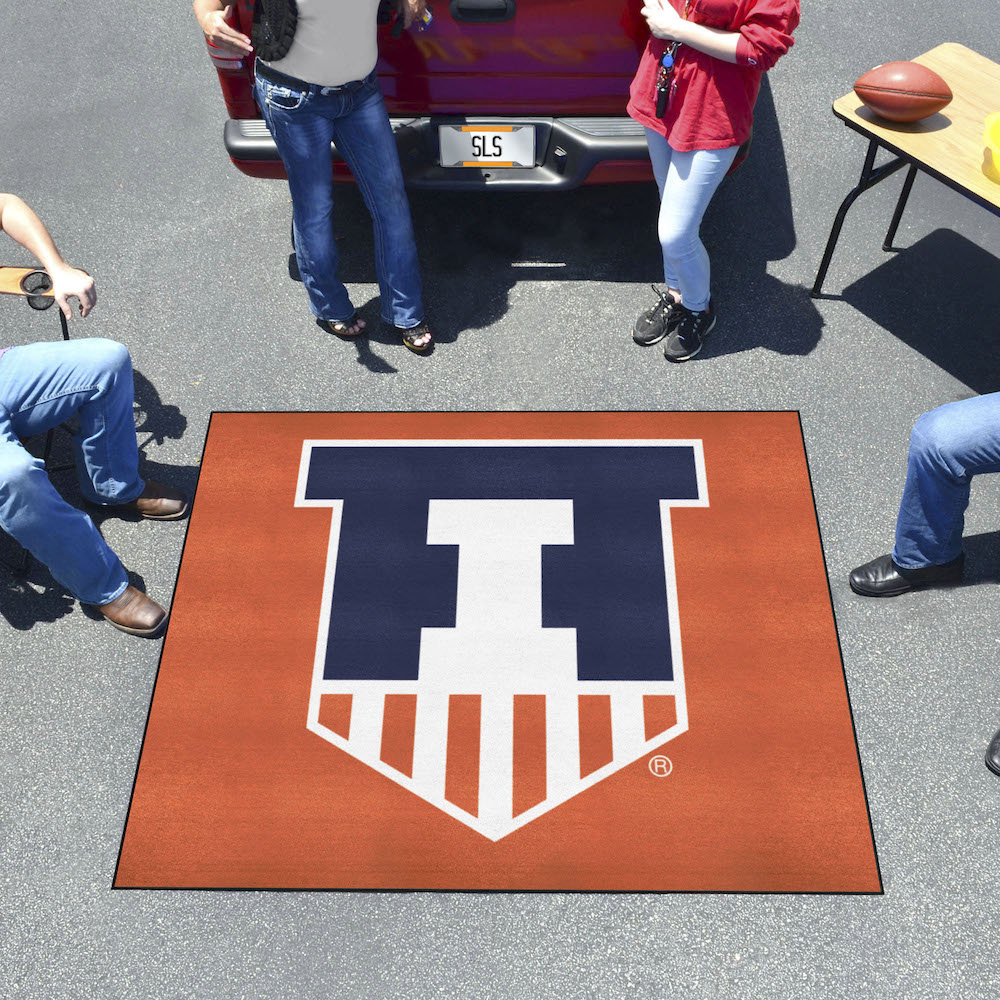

{"left": 841, "top": 228, "right": 1000, "bottom": 393}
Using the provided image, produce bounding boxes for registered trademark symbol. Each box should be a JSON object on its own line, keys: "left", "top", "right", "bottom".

{"left": 648, "top": 755, "right": 673, "bottom": 778}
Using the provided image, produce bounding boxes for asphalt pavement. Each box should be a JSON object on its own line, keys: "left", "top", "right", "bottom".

{"left": 1, "top": 1, "right": 999, "bottom": 997}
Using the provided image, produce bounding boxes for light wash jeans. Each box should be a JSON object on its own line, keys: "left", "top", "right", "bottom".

{"left": 255, "top": 65, "right": 424, "bottom": 329}
{"left": 892, "top": 392, "right": 1000, "bottom": 569}
{"left": 644, "top": 129, "right": 739, "bottom": 312}
{"left": 0, "top": 338, "right": 143, "bottom": 604}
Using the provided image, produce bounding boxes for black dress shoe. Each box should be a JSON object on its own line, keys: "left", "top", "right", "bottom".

{"left": 986, "top": 728, "right": 1000, "bottom": 777}
{"left": 848, "top": 552, "right": 964, "bottom": 597}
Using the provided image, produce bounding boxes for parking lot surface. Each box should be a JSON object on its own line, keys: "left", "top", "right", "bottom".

{"left": 1, "top": 2, "right": 999, "bottom": 997}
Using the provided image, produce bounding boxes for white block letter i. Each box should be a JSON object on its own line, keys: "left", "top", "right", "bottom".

{"left": 411, "top": 499, "right": 578, "bottom": 838}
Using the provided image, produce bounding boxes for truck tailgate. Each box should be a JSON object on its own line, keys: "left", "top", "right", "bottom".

{"left": 377, "top": 1, "right": 647, "bottom": 116}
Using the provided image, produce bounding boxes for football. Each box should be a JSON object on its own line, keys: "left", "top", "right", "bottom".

{"left": 853, "top": 61, "right": 953, "bottom": 123}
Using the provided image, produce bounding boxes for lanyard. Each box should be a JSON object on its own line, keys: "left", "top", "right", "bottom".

{"left": 654, "top": 0, "right": 692, "bottom": 117}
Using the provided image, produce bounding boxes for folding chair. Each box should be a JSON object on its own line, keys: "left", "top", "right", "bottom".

{"left": 0, "top": 267, "right": 71, "bottom": 575}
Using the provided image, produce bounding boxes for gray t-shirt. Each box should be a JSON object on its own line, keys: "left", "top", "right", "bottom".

{"left": 262, "top": 0, "right": 382, "bottom": 88}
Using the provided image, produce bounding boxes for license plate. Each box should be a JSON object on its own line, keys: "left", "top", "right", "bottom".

{"left": 438, "top": 125, "right": 535, "bottom": 168}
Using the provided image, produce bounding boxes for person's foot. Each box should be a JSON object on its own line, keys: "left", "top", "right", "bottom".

{"left": 633, "top": 286, "right": 682, "bottom": 346}
{"left": 98, "top": 586, "right": 168, "bottom": 637}
{"left": 664, "top": 299, "right": 716, "bottom": 363}
{"left": 985, "top": 728, "right": 1000, "bottom": 777}
{"left": 321, "top": 312, "right": 367, "bottom": 338}
{"left": 848, "top": 552, "right": 964, "bottom": 597}
{"left": 396, "top": 321, "right": 433, "bottom": 354}
{"left": 111, "top": 481, "right": 189, "bottom": 520}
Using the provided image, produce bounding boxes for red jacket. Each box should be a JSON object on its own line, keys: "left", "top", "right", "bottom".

{"left": 626, "top": 0, "right": 799, "bottom": 152}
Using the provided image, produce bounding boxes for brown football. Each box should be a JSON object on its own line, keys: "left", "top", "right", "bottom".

{"left": 854, "top": 61, "right": 953, "bottom": 122}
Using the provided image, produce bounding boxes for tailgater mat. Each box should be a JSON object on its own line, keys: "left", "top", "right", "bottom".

{"left": 114, "top": 411, "right": 881, "bottom": 893}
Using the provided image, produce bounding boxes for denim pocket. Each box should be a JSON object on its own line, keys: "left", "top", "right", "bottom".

{"left": 266, "top": 83, "right": 308, "bottom": 112}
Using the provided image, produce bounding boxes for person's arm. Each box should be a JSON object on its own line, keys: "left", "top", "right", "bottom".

{"left": 641, "top": 0, "right": 797, "bottom": 70}
{"left": 396, "top": 0, "right": 428, "bottom": 30}
{"left": 193, "top": 0, "right": 252, "bottom": 57}
{"left": 641, "top": 0, "right": 740, "bottom": 62}
{"left": 0, "top": 194, "right": 96, "bottom": 319}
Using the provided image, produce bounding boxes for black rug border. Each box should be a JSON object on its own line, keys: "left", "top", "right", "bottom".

{"left": 113, "top": 409, "right": 883, "bottom": 897}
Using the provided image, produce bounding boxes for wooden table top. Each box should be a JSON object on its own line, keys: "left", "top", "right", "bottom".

{"left": 833, "top": 42, "right": 1000, "bottom": 212}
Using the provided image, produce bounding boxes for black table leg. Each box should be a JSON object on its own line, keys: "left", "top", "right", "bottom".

{"left": 811, "top": 139, "right": 909, "bottom": 297}
{"left": 883, "top": 164, "right": 918, "bottom": 251}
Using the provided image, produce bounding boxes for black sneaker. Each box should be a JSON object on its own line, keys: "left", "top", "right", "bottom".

{"left": 632, "top": 285, "right": 682, "bottom": 346}
{"left": 664, "top": 299, "right": 716, "bottom": 362}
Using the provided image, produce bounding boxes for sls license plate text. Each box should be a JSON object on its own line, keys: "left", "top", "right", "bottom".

{"left": 438, "top": 125, "right": 535, "bottom": 168}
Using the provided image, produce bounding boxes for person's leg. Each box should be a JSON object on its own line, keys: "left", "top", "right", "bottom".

{"left": 643, "top": 128, "right": 681, "bottom": 300}
{"left": 892, "top": 392, "right": 1000, "bottom": 568}
{"left": 633, "top": 128, "right": 685, "bottom": 346}
{"left": 0, "top": 339, "right": 144, "bottom": 506}
{"left": 0, "top": 418, "right": 128, "bottom": 606}
{"left": 331, "top": 73, "right": 424, "bottom": 331}
{"left": 255, "top": 75, "right": 358, "bottom": 325}
{"left": 657, "top": 144, "right": 739, "bottom": 312}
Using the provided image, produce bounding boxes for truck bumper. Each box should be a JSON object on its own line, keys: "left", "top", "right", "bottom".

{"left": 224, "top": 115, "right": 654, "bottom": 189}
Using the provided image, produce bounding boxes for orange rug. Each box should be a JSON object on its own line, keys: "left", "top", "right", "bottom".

{"left": 115, "top": 412, "right": 881, "bottom": 892}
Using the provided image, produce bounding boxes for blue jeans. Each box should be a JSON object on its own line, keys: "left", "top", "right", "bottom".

{"left": 0, "top": 338, "right": 144, "bottom": 604}
{"left": 255, "top": 66, "right": 424, "bottom": 329}
{"left": 893, "top": 392, "right": 1000, "bottom": 569}
{"left": 644, "top": 129, "right": 738, "bottom": 312}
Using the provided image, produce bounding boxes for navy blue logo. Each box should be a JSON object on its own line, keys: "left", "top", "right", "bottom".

{"left": 297, "top": 442, "right": 706, "bottom": 682}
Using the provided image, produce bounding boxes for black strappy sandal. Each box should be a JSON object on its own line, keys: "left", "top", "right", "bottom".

{"left": 396, "top": 321, "right": 433, "bottom": 354}
{"left": 322, "top": 312, "right": 366, "bottom": 338}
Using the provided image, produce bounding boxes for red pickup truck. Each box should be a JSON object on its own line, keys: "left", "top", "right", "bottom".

{"left": 208, "top": 0, "right": 683, "bottom": 190}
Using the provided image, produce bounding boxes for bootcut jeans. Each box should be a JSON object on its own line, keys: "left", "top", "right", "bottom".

{"left": 0, "top": 338, "right": 143, "bottom": 605}
{"left": 255, "top": 65, "right": 424, "bottom": 329}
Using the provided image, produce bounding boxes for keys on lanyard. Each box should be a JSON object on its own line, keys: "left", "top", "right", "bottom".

{"left": 655, "top": 43, "right": 679, "bottom": 118}
{"left": 652, "top": 0, "right": 690, "bottom": 118}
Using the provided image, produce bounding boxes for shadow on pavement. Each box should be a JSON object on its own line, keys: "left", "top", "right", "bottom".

{"left": 133, "top": 368, "right": 187, "bottom": 451}
{"left": 314, "top": 178, "right": 665, "bottom": 355}
{"left": 963, "top": 530, "right": 1000, "bottom": 586}
{"left": 704, "top": 74, "right": 824, "bottom": 360}
{"left": 0, "top": 573, "right": 75, "bottom": 631}
{"left": 841, "top": 229, "right": 1000, "bottom": 393}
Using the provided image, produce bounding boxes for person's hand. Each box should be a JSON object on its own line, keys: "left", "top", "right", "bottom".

{"left": 396, "top": 0, "right": 427, "bottom": 30}
{"left": 641, "top": 0, "right": 686, "bottom": 41}
{"left": 197, "top": 4, "right": 252, "bottom": 57}
{"left": 50, "top": 265, "right": 96, "bottom": 319}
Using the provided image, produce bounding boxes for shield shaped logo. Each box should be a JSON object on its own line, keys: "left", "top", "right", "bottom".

{"left": 295, "top": 439, "right": 708, "bottom": 841}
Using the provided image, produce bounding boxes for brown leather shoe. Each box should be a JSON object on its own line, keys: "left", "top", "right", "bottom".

{"left": 114, "top": 480, "right": 189, "bottom": 520}
{"left": 98, "top": 586, "right": 168, "bottom": 637}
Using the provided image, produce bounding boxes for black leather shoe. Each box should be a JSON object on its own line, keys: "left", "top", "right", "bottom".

{"left": 986, "top": 728, "right": 1000, "bottom": 777}
{"left": 848, "top": 552, "right": 964, "bottom": 597}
